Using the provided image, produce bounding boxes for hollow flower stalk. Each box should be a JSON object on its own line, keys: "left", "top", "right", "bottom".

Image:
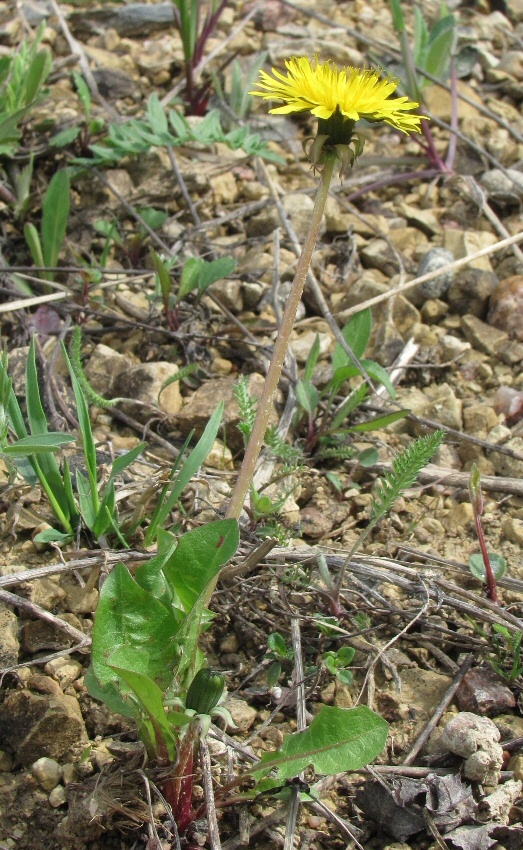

{"left": 225, "top": 58, "right": 424, "bottom": 521}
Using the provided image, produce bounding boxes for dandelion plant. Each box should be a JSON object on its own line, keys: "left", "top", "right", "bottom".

{"left": 226, "top": 57, "right": 425, "bottom": 521}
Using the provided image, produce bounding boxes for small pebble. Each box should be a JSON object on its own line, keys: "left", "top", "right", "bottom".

{"left": 48, "top": 785, "right": 67, "bottom": 807}
{"left": 31, "top": 757, "right": 63, "bottom": 791}
{"left": 410, "top": 248, "right": 455, "bottom": 306}
{"left": 488, "top": 275, "right": 523, "bottom": 341}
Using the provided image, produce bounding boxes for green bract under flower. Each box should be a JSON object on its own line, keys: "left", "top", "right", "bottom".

{"left": 250, "top": 56, "right": 424, "bottom": 139}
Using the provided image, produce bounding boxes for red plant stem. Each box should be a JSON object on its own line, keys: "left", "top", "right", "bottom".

{"left": 166, "top": 722, "right": 199, "bottom": 835}
{"left": 474, "top": 512, "right": 499, "bottom": 604}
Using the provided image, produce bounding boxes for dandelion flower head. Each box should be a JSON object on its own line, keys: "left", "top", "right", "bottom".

{"left": 250, "top": 56, "right": 423, "bottom": 138}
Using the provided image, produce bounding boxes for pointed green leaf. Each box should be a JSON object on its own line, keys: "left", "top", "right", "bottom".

{"left": 162, "top": 519, "right": 239, "bottom": 612}
{"left": 41, "top": 169, "right": 70, "bottom": 272}
{"left": 91, "top": 562, "right": 180, "bottom": 690}
{"left": 332, "top": 309, "right": 372, "bottom": 372}
{"left": 1, "top": 432, "right": 75, "bottom": 456}
{"left": 251, "top": 705, "right": 388, "bottom": 780}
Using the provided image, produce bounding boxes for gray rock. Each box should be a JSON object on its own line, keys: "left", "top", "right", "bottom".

{"left": 208, "top": 278, "right": 243, "bottom": 313}
{"left": 359, "top": 238, "right": 399, "bottom": 277}
{"left": 456, "top": 667, "right": 516, "bottom": 716}
{"left": 68, "top": 2, "right": 175, "bottom": 37}
{"left": 114, "top": 361, "right": 183, "bottom": 422}
{"left": 461, "top": 313, "right": 509, "bottom": 356}
{"left": 0, "top": 602, "right": 19, "bottom": 668}
{"left": 224, "top": 698, "right": 257, "bottom": 733}
{"left": 478, "top": 779, "right": 522, "bottom": 823}
{"left": 447, "top": 269, "right": 499, "bottom": 319}
{"left": 84, "top": 344, "right": 128, "bottom": 396}
{"left": 31, "top": 756, "right": 63, "bottom": 791}
{"left": 424, "top": 382, "right": 463, "bottom": 431}
{"left": 488, "top": 275, "right": 523, "bottom": 342}
{"left": 480, "top": 168, "right": 523, "bottom": 205}
{"left": 176, "top": 374, "right": 279, "bottom": 453}
{"left": 410, "top": 248, "right": 455, "bottom": 306}
{"left": 0, "top": 690, "right": 87, "bottom": 766}
{"left": 487, "top": 435, "right": 523, "bottom": 478}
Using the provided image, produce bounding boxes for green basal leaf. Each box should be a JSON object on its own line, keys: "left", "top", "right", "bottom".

{"left": 1, "top": 432, "right": 75, "bottom": 456}
{"left": 42, "top": 169, "right": 70, "bottom": 273}
{"left": 91, "top": 563, "right": 181, "bottom": 690}
{"left": 151, "top": 249, "right": 173, "bottom": 304}
{"left": 197, "top": 256, "right": 237, "bottom": 294}
{"left": 424, "top": 22, "right": 455, "bottom": 81}
{"left": 84, "top": 665, "right": 137, "bottom": 719}
{"left": 332, "top": 309, "right": 372, "bottom": 372}
{"left": 303, "top": 334, "right": 321, "bottom": 382}
{"left": 358, "top": 447, "right": 379, "bottom": 467}
{"left": 50, "top": 126, "right": 81, "bottom": 148}
{"left": 76, "top": 469, "right": 96, "bottom": 530}
{"left": 24, "top": 222, "right": 45, "bottom": 272}
{"left": 162, "top": 519, "right": 239, "bottom": 613}
{"left": 179, "top": 256, "right": 204, "bottom": 300}
{"left": 144, "top": 403, "right": 224, "bottom": 544}
{"left": 330, "top": 384, "right": 368, "bottom": 431}
{"left": 92, "top": 480, "right": 116, "bottom": 539}
{"left": 32, "top": 527, "right": 73, "bottom": 545}
{"left": 296, "top": 379, "right": 319, "bottom": 418}
{"left": 108, "top": 646, "right": 177, "bottom": 760}
{"left": 468, "top": 552, "right": 507, "bottom": 581}
{"left": 134, "top": 529, "right": 178, "bottom": 606}
{"left": 348, "top": 409, "right": 409, "bottom": 433}
{"left": 23, "top": 47, "right": 51, "bottom": 104}
{"left": 251, "top": 705, "right": 388, "bottom": 781}
{"left": 26, "top": 337, "right": 74, "bottom": 526}
{"left": 73, "top": 70, "right": 92, "bottom": 119}
{"left": 389, "top": 0, "right": 405, "bottom": 33}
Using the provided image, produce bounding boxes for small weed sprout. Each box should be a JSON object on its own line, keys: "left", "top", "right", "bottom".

{"left": 468, "top": 464, "right": 505, "bottom": 604}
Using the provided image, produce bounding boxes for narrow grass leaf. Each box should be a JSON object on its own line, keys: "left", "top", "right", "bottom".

{"left": 41, "top": 169, "right": 70, "bottom": 271}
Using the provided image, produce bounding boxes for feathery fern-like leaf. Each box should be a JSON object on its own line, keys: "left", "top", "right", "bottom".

{"left": 234, "top": 377, "right": 257, "bottom": 444}
{"left": 371, "top": 430, "right": 444, "bottom": 521}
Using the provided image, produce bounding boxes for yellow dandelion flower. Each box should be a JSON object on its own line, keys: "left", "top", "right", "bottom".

{"left": 250, "top": 56, "right": 424, "bottom": 139}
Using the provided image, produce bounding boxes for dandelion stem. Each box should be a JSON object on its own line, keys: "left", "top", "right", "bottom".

{"left": 226, "top": 153, "right": 338, "bottom": 520}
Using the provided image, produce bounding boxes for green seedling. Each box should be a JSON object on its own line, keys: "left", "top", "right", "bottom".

{"left": 468, "top": 463, "right": 504, "bottom": 604}
{"left": 0, "top": 24, "right": 51, "bottom": 158}
{"left": 60, "top": 340, "right": 146, "bottom": 547}
{"left": 171, "top": 0, "right": 228, "bottom": 115}
{"left": 322, "top": 646, "right": 356, "bottom": 685}
{"left": 388, "top": 0, "right": 457, "bottom": 172}
{"left": 51, "top": 71, "right": 106, "bottom": 154}
{"left": 0, "top": 340, "right": 80, "bottom": 537}
{"left": 0, "top": 333, "right": 149, "bottom": 546}
{"left": 470, "top": 621, "right": 523, "bottom": 685}
{"left": 75, "top": 93, "right": 283, "bottom": 168}
{"left": 94, "top": 206, "right": 168, "bottom": 267}
{"left": 295, "top": 308, "right": 408, "bottom": 457}
{"left": 24, "top": 168, "right": 70, "bottom": 285}
{"left": 489, "top": 625, "right": 523, "bottom": 684}
{"left": 143, "top": 402, "right": 224, "bottom": 546}
{"left": 265, "top": 631, "right": 295, "bottom": 687}
{"left": 212, "top": 51, "right": 268, "bottom": 130}
{"left": 152, "top": 249, "right": 237, "bottom": 330}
